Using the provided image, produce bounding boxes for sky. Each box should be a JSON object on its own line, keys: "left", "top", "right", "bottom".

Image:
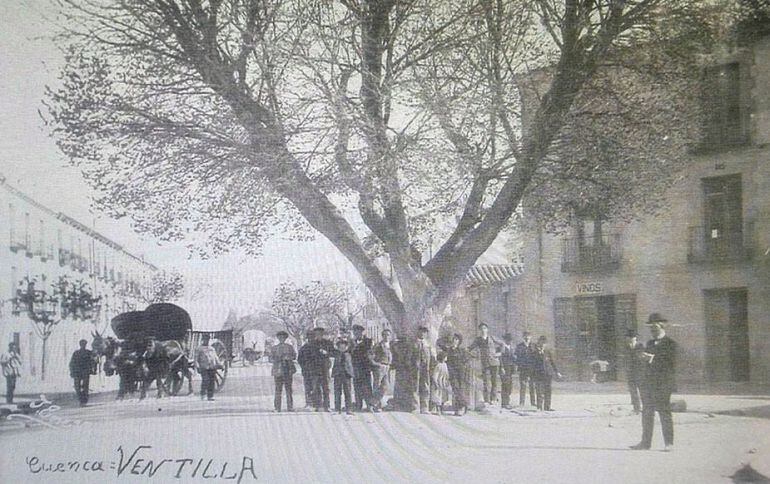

{"left": 0, "top": 0, "right": 367, "bottom": 328}
{"left": 0, "top": 1, "right": 513, "bottom": 330}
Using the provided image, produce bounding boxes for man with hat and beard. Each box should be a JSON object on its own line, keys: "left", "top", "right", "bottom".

{"left": 631, "top": 313, "right": 678, "bottom": 452}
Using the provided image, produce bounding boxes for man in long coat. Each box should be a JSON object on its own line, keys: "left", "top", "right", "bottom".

{"left": 350, "top": 325, "right": 375, "bottom": 411}
{"left": 531, "top": 336, "right": 561, "bottom": 411}
{"left": 306, "top": 327, "right": 334, "bottom": 411}
{"left": 515, "top": 331, "right": 536, "bottom": 407}
{"left": 69, "top": 339, "right": 96, "bottom": 406}
{"left": 631, "top": 314, "right": 677, "bottom": 452}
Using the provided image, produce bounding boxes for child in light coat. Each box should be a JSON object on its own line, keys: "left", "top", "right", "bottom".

{"left": 431, "top": 352, "right": 451, "bottom": 415}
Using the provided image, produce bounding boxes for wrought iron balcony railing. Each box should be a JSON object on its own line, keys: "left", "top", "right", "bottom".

{"left": 561, "top": 234, "right": 622, "bottom": 273}
{"left": 687, "top": 222, "right": 754, "bottom": 263}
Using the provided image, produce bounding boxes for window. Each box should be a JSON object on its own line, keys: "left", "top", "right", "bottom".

{"left": 11, "top": 266, "right": 17, "bottom": 298}
{"left": 703, "top": 174, "right": 742, "bottom": 244}
{"left": 29, "top": 332, "right": 36, "bottom": 376}
{"left": 24, "top": 212, "right": 30, "bottom": 248}
{"left": 576, "top": 216, "right": 605, "bottom": 248}
{"left": 702, "top": 63, "right": 747, "bottom": 147}
{"left": 38, "top": 219, "right": 45, "bottom": 255}
{"left": 8, "top": 203, "right": 15, "bottom": 245}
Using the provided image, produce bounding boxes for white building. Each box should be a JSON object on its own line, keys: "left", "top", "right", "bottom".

{"left": 0, "top": 174, "right": 157, "bottom": 394}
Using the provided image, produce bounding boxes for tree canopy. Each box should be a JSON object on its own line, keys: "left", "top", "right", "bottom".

{"left": 46, "top": 0, "right": 739, "bottom": 332}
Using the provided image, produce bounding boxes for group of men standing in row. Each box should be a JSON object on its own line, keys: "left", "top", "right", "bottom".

{"left": 270, "top": 325, "right": 393, "bottom": 414}
{"left": 268, "top": 322, "right": 564, "bottom": 415}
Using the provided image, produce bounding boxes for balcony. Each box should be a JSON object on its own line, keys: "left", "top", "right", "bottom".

{"left": 561, "top": 234, "right": 622, "bottom": 273}
{"left": 9, "top": 240, "right": 27, "bottom": 253}
{"left": 687, "top": 222, "right": 754, "bottom": 264}
{"left": 59, "top": 248, "right": 71, "bottom": 266}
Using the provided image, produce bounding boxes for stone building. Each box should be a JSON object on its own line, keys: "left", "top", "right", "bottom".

{"left": 513, "top": 30, "right": 770, "bottom": 384}
{"left": 0, "top": 175, "right": 157, "bottom": 393}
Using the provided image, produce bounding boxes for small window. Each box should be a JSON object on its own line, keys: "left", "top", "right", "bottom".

{"left": 701, "top": 63, "right": 747, "bottom": 147}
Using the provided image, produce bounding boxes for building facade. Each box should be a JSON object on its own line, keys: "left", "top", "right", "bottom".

{"left": 514, "top": 33, "right": 770, "bottom": 384}
{"left": 0, "top": 175, "right": 157, "bottom": 393}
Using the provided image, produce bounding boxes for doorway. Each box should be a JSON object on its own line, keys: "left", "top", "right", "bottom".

{"left": 704, "top": 288, "right": 749, "bottom": 382}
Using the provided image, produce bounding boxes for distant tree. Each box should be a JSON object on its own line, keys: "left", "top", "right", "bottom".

{"left": 269, "top": 281, "right": 347, "bottom": 344}
{"left": 46, "top": 0, "right": 749, "bottom": 333}
{"left": 13, "top": 275, "right": 101, "bottom": 380}
{"left": 143, "top": 271, "right": 186, "bottom": 304}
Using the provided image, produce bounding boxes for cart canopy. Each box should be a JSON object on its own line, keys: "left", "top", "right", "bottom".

{"left": 111, "top": 303, "right": 192, "bottom": 341}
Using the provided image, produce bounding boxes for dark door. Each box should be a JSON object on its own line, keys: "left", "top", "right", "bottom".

{"left": 728, "top": 289, "right": 749, "bottom": 382}
{"left": 596, "top": 296, "right": 617, "bottom": 380}
{"left": 554, "top": 298, "right": 580, "bottom": 379}
{"left": 704, "top": 288, "right": 750, "bottom": 382}
{"left": 613, "top": 294, "right": 637, "bottom": 381}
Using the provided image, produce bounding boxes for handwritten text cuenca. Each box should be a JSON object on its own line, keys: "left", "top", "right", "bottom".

{"left": 25, "top": 445, "right": 258, "bottom": 483}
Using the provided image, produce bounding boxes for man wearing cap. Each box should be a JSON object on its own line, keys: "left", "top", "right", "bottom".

{"left": 625, "top": 329, "right": 645, "bottom": 414}
{"left": 631, "top": 314, "right": 677, "bottom": 452}
{"left": 350, "top": 324, "right": 375, "bottom": 412}
{"left": 270, "top": 331, "right": 297, "bottom": 412}
{"left": 69, "top": 339, "right": 96, "bottom": 406}
{"left": 515, "top": 331, "right": 536, "bottom": 407}
{"left": 371, "top": 329, "right": 393, "bottom": 411}
{"left": 499, "top": 333, "right": 517, "bottom": 409}
{"left": 468, "top": 323, "right": 502, "bottom": 404}
{"left": 194, "top": 334, "right": 222, "bottom": 401}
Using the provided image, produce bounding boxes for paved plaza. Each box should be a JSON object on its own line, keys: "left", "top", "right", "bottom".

{"left": 1, "top": 365, "right": 768, "bottom": 483}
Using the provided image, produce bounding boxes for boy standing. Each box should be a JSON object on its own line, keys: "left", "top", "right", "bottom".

{"left": 332, "top": 339, "right": 354, "bottom": 415}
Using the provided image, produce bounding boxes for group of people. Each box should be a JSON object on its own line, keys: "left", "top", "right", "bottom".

{"left": 267, "top": 322, "right": 563, "bottom": 416}
{"left": 266, "top": 313, "right": 678, "bottom": 452}
{"left": 2, "top": 312, "right": 678, "bottom": 451}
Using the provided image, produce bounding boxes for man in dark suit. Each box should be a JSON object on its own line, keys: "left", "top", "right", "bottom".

{"left": 532, "top": 336, "right": 561, "bottom": 411}
{"left": 296, "top": 331, "right": 314, "bottom": 408}
{"left": 468, "top": 323, "right": 501, "bottom": 404}
{"left": 499, "top": 333, "right": 517, "bottom": 409}
{"left": 631, "top": 314, "right": 677, "bottom": 452}
{"left": 350, "top": 324, "right": 375, "bottom": 412}
{"left": 69, "top": 339, "right": 96, "bottom": 406}
{"left": 306, "top": 327, "right": 334, "bottom": 412}
{"left": 514, "top": 331, "right": 537, "bottom": 406}
{"left": 624, "top": 329, "right": 645, "bottom": 414}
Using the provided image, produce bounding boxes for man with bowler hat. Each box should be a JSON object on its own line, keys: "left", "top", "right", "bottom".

{"left": 631, "top": 313, "right": 677, "bottom": 452}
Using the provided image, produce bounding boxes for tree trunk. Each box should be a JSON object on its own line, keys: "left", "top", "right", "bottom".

{"left": 41, "top": 337, "right": 48, "bottom": 381}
